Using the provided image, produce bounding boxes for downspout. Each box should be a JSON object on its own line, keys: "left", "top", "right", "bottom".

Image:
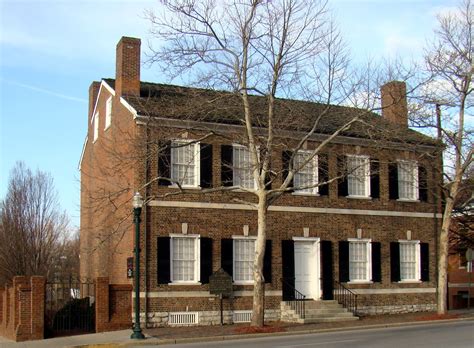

{"left": 144, "top": 126, "right": 150, "bottom": 328}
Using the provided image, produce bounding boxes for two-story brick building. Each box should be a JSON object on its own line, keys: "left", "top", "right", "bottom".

{"left": 80, "top": 36, "right": 443, "bottom": 327}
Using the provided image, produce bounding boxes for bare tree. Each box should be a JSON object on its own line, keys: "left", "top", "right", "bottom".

{"left": 415, "top": 0, "right": 474, "bottom": 314}
{"left": 144, "top": 0, "right": 393, "bottom": 326}
{"left": 0, "top": 162, "right": 69, "bottom": 284}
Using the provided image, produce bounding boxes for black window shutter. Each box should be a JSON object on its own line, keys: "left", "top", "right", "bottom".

{"left": 281, "top": 240, "right": 295, "bottom": 300}
{"left": 318, "top": 154, "right": 329, "bottom": 196}
{"left": 263, "top": 240, "right": 272, "bottom": 283}
{"left": 200, "top": 143, "right": 213, "bottom": 188}
{"left": 338, "top": 241, "right": 349, "bottom": 282}
{"left": 388, "top": 162, "right": 399, "bottom": 200}
{"left": 321, "top": 240, "right": 333, "bottom": 300}
{"left": 282, "top": 151, "right": 294, "bottom": 191}
{"left": 370, "top": 159, "right": 380, "bottom": 199}
{"left": 390, "top": 242, "right": 401, "bottom": 282}
{"left": 157, "top": 237, "right": 171, "bottom": 284}
{"left": 221, "top": 145, "right": 233, "bottom": 186}
{"left": 371, "top": 242, "right": 382, "bottom": 282}
{"left": 221, "top": 239, "right": 233, "bottom": 278}
{"left": 337, "top": 155, "right": 348, "bottom": 197}
{"left": 158, "top": 141, "right": 172, "bottom": 186}
{"left": 200, "top": 238, "right": 213, "bottom": 284}
{"left": 420, "top": 243, "right": 430, "bottom": 281}
{"left": 418, "top": 165, "right": 428, "bottom": 202}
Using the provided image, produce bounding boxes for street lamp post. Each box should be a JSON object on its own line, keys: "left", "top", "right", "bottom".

{"left": 131, "top": 192, "right": 145, "bottom": 339}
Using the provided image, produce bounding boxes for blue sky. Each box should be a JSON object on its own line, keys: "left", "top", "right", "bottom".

{"left": 0, "top": 0, "right": 458, "bottom": 229}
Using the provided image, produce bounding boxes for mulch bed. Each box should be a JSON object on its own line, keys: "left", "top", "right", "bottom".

{"left": 234, "top": 325, "right": 286, "bottom": 334}
{"left": 416, "top": 313, "right": 461, "bottom": 321}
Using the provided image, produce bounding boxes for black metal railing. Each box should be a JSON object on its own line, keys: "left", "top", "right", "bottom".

{"left": 281, "top": 278, "right": 306, "bottom": 319}
{"left": 334, "top": 280, "right": 358, "bottom": 315}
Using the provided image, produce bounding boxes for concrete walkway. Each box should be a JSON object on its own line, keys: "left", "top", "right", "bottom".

{"left": 0, "top": 309, "right": 473, "bottom": 348}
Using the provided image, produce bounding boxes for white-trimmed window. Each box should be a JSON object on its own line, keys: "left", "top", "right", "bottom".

{"left": 170, "top": 235, "right": 200, "bottom": 283}
{"left": 105, "top": 97, "right": 112, "bottom": 130}
{"left": 399, "top": 240, "right": 420, "bottom": 281}
{"left": 293, "top": 151, "right": 318, "bottom": 194}
{"left": 233, "top": 145, "right": 255, "bottom": 189}
{"left": 347, "top": 155, "right": 370, "bottom": 197}
{"left": 93, "top": 112, "right": 99, "bottom": 142}
{"left": 171, "top": 140, "right": 200, "bottom": 187}
{"left": 398, "top": 160, "right": 418, "bottom": 201}
{"left": 349, "top": 239, "right": 372, "bottom": 282}
{"left": 233, "top": 237, "right": 256, "bottom": 283}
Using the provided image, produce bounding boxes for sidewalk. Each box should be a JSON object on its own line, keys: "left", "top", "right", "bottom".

{"left": 1, "top": 309, "right": 473, "bottom": 348}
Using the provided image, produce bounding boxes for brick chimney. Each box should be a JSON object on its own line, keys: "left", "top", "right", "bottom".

{"left": 381, "top": 81, "right": 408, "bottom": 127}
{"left": 88, "top": 81, "right": 100, "bottom": 123}
{"left": 115, "top": 36, "right": 141, "bottom": 97}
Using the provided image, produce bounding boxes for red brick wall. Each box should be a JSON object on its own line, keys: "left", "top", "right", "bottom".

{"left": 0, "top": 276, "right": 45, "bottom": 342}
{"left": 95, "top": 277, "right": 132, "bottom": 333}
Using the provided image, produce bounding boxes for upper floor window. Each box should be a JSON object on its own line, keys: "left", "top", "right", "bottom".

{"left": 293, "top": 151, "right": 318, "bottom": 195}
{"left": 171, "top": 141, "right": 200, "bottom": 187}
{"left": 105, "top": 97, "right": 112, "bottom": 130}
{"left": 399, "top": 240, "right": 420, "bottom": 281}
{"left": 347, "top": 155, "right": 370, "bottom": 197}
{"left": 398, "top": 160, "right": 418, "bottom": 201}
{"left": 348, "top": 239, "right": 372, "bottom": 282}
{"left": 233, "top": 145, "right": 255, "bottom": 189}
{"left": 233, "top": 237, "right": 256, "bottom": 283}
{"left": 170, "top": 235, "right": 200, "bottom": 283}
{"left": 93, "top": 112, "right": 99, "bottom": 142}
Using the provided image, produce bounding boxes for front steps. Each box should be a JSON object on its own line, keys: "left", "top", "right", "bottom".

{"left": 281, "top": 300, "right": 359, "bottom": 324}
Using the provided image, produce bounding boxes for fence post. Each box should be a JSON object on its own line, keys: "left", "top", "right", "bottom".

{"left": 95, "top": 277, "right": 109, "bottom": 333}
{"left": 30, "top": 276, "right": 45, "bottom": 340}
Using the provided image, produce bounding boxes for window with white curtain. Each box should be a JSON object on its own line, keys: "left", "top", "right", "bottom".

{"left": 398, "top": 160, "right": 418, "bottom": 200}
{"left": 233, "top": 238, "right": 256, "bottom": 283}
{"left": 93, "top": 112, "right": 99, "bottom": 142}
{"left": 349, "top": 240, "right": 371, "bottom": 281}
{"left": 105, "top": 97, "right": 112, "bottom": 130}
{"left": 171, "top": 141, "right": 200, "bottom": 187}
{"left": 347, "top": 155, "right": 370, "bottom": 197}
{"left": 170, "top": 236, "right": 200, "bottom": 282}
{"left": 233, "top": 145, "right": 255, "bottom": 189}
{"left": 400, "top": 241, "right": 420, "bottom": 281}
{"left": 293, "top": 151, "right": 318, "bottom": 194}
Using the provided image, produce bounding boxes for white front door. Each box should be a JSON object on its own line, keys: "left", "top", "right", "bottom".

{"left": 294, "top": 241, "right": 319, "bottom": 299}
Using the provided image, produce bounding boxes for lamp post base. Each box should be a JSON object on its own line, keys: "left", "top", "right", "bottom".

{"left": 130, "top": 329, "right": 145, "bottom": 339}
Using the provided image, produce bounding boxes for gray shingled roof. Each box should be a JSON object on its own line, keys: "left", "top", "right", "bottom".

{"left": 104, "top": 78, "right": 437, "bottom": 146}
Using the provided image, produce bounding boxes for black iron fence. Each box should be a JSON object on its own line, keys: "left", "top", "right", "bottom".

{"left": 45, "top": 277, "right": 95, "bottom": 338}
{"left": 281, "top": 277, "right": 306, "bottom": 319}
{"left": 334, "top": 280, "right": 358, "bottom": 315}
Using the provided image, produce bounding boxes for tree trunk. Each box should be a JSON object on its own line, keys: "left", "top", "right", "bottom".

{"left": 251, "top": 193, "right": 267, "bottom": 327}
{"left": 437, "top": 179, "right": 460, "bottom": 314}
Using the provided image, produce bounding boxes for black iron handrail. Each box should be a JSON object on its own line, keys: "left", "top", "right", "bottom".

{"left": 281, "top": 278, "right": 306, "bottom": 319}
{"left": 334, "top": 280, "right": 358, "bottom": 315}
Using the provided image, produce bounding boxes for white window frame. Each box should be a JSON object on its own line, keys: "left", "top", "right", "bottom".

{"left": 348, "top": 238, "right": 372, "bottom": 283}
{"left": 293, "top": 151, "right": 319, "bottom": 195}
{"left": 104, "top": 97, "right": 112, "bottom": 130}
{"left": 232, "top": 144, "right": 257, "bottom": 190}
{"left": 397, "top": 160, "right": 419, "bottom": 201}
{"left": 232, "top": 236, "right": 257, "bottom": 285}
{"left": 346, "top": 155, "right": 370, "bottom": 198}
{"left": 170, "top": 140, "right": 200, "bottom": 188}
{"left": 93, "top": 112, "right": 99, "bottom": 142}
{"left": 398, "top": 240, "right": 421, "bottom": 282}
{"left": 169, "top": 234, "right": 201, "bottom": 284}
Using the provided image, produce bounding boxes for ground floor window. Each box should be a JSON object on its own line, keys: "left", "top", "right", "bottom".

{"left": 171, "top": 235, "right": 200, "bottom": 283}
{"left": 349, "top": 239, "right": 372, "bottom": 282}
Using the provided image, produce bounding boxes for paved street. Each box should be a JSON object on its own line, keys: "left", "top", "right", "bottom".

{"left": 135, "top": 320, "right": 474, "bottom": 348}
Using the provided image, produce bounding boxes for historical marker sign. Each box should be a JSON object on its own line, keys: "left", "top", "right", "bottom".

{"left": 209, "top": 268, "right": 233, "bottom": 297}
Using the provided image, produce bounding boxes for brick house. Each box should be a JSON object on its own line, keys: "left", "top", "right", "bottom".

{"left": 80, "top": 36, "right": 443, "bottom": 327}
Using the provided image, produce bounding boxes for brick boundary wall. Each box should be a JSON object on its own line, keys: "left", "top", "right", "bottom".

{"left": 0, "top": 276, "right": 45, "bottom": 342}
{"left": 95, "top": 277, "right": 132, "bottom": 333}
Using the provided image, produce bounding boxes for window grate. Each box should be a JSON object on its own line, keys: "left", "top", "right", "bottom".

{"left": 233, "top": 310, "right": 252, "bottom": 323}
{"left": 168, "top": 312, "right": 199, "bottom": 325}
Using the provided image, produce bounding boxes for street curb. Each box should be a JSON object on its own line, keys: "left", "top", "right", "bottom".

{"left": 105, "top": 316, "right": 474, "bottom": 347}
